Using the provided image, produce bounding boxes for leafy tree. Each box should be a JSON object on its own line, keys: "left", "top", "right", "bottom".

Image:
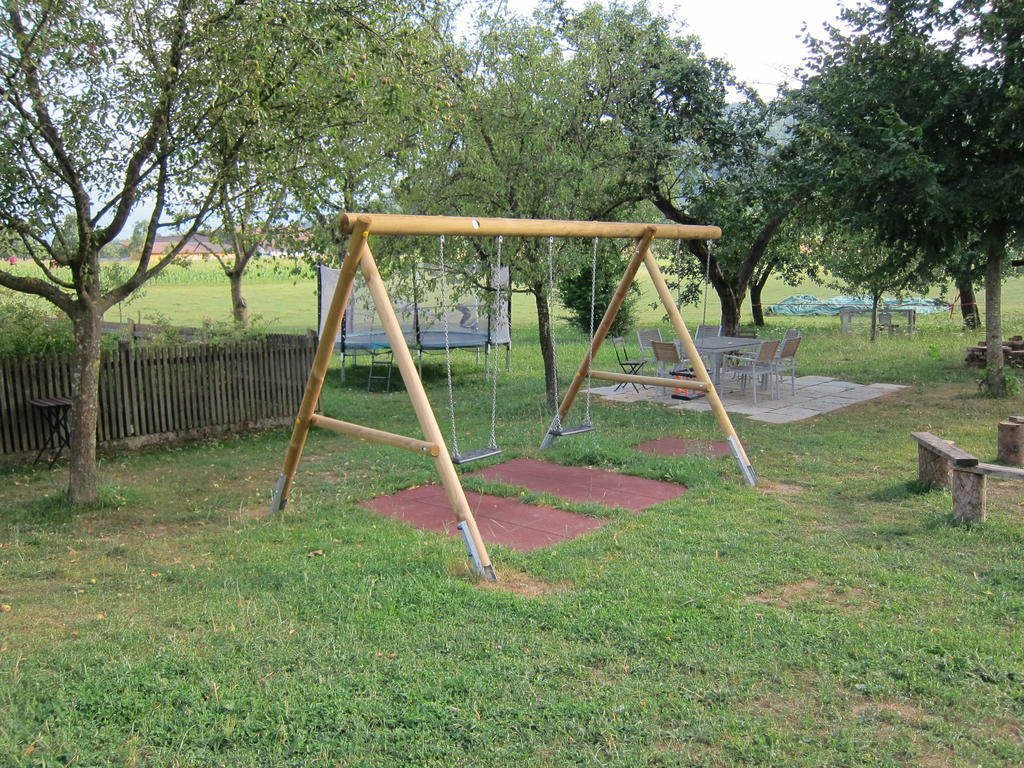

{"left": 557, "top": 241, "right": 638, "bottom": 338}
{"left": 813, "top": 223, "right": 933, "bottom": 340}
{"left": 399, "top": 9, "right": 641, "bottom": 409}
{"left": 204, "top": 2, "right": 450, "bottom": 327}
{"left": 0, "top": 0, "right": 434, "bottom": 503}
{"left": 546, "top": 3, "right": 821, "bottom": 335}
{"left": 797, "top": 0, "right": 1024, "bottom": 393}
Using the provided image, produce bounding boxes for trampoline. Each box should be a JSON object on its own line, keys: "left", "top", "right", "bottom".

{"left": 317, "top": 264, "right": 511, "bottom": 382}
{"left": 342, "top": 330, "right": 492, "bottom": 351}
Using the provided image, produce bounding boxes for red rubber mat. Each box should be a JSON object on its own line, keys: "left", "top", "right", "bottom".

{"left": 469, "top": 457, "right": 687, "bottom": 511}
{"left": 634, "top": 437, "right": 732, "bottom": 458}
{"left": 362, "top": 484, "right": 606, "bottom": 551}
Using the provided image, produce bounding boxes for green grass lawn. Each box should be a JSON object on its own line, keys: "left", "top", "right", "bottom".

{"left": 1, "top": 257, "right": 1023, "bottom": 766}
{"left": 96, "top": 256, "right": 1024, "bottom": 336}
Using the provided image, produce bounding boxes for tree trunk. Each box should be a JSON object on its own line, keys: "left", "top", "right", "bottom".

{"left": 718, "top": 286, "right": 742, "bottom": 336}
{"left": 870, "top": 291, "right": 880, "bottom": 342}
{"left": 229, "top": 270, "right": 249, "bottom": 328}
{"left": 956, "top": 275, "right": 980, "bottom": 330}
{"left": 984, "top": 228, "right": 1006, "bottom": 395}
{"left": 534, "top": 286, "right": 558, "bottom": 412}
{"left": 749, "top": 270, "right": 773, "bottom": 326}
{"left": 67, "top": 307, "right": 102, "bottom": 504}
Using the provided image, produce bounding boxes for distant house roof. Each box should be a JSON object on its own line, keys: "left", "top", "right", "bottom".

{"left": 150, "top": 234, "right": 231, "bottom": 256}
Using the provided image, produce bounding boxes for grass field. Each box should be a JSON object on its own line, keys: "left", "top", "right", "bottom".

{"left": 1, "top": 256, "right": 1023, "bottom": 766}
{"left": 95, "top": 257, "right": 1024, "bottom": 336}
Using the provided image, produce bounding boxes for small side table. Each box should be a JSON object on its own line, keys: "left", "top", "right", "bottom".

{"left": 29, "top": 396, "right": 72, "bottom": 468}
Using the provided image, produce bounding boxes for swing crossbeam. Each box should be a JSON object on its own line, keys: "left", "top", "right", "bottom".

{"left": 587, "top": 369, "right": 709, "bottom": 391}
{"left": 310, "top": 414, "right": 439, "bottom": 456}
{"left": 339, "top": 213, "right": 720, "bottom": 240}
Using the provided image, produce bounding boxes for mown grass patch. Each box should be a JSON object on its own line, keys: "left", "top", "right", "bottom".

{"left": 2, "top": 285, "right": 1023, "bottom": 765}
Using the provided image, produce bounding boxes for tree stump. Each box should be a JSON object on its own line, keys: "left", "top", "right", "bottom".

{"left": 951, "top": 468, "right": 986, "bottom": 523}
{"left": 998, "top": 420, "right": 1024, "bottom": 466}
{"left": 918, "top": 443, "right": 951, "bottom": 488}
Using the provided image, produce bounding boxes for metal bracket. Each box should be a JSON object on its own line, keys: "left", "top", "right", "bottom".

{"left": 269, "top": 473, "right": 288, "bottom": 514}
{"left": 539, "top": 414, "right": 560, "bottom": 450}
{"left": 458, "top": 522, "right": 496, "bottom": 581}
{"left": 727, "top": 435, "right": 757, "bottom": 487}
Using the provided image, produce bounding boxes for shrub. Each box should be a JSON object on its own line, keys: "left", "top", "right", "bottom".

{"left": 557, "top": 242, "right": 638, "bottom": 337}
{"left": 0, "top": 296, "right": 75, "bottom": 357}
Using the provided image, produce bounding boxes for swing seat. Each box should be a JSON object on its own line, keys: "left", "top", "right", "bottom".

{"left": 548, "top": 424, "right": 596, "bottom": 437}
{"left": 451, "top": 446, "right": 504, "bottom": 465}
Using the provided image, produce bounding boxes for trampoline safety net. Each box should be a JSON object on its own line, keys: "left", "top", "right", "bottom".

{"left": 318, "top": 264, "right": 511, "bottom": 353}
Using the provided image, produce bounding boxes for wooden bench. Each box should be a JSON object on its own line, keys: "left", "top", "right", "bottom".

{"left": 912, "top": 431, "right": 1024, "bottom": 522}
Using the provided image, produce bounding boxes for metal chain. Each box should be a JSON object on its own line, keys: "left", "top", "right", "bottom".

{"left": 584, "top": 237, "right": 597, "bottom": 426}
{"left": 546, "top": 236, "right": 561, "bottom": 430}
{"left": 701, "top": 239, "right": 713, "bottom": 326}
{"left": 439, "top": 235, "right": 460, "bottom": 457}
{"left": 487, "top": 237, "right": 502, "bottom": 449}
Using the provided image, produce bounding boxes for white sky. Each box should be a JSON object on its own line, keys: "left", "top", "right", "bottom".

{"left": 486, "top": 0, "right": 848, "bottom": 98}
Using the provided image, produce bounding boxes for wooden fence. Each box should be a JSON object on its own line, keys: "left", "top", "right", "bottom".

{"left": 0, "top": 334, "right": 316, "bottom": 458}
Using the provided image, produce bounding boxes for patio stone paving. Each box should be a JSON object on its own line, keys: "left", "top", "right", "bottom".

{"left": 584, "top": 375, "right": 908, "bottom": 424}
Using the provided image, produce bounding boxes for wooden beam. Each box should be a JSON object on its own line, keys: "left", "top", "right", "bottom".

{"left": 910, "top": 432, "right": 978, "bottom": 466}
{"left": 975, "top": 462, "right": 1024, "bottom": 480}
{"left": 358, "top": 244, "right": 496, "bottom": 581}
{"left": 310, "top": 415, "right": 439, "bottom": 456}
{"left": 339, "top": 213, "right": 721, "bottom": 241}
{"left": 270, "top": 216, "right": 371, "bottom": 513}
{"left": 588, "top": 369, "right": 709, "bottom": 390}
{"left": 643, "top": 251, "right": 754, "bottom": 477}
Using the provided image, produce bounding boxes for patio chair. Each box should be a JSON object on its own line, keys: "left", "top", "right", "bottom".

{"left": 694, "top": 324, "right": 722, "bottom": 340}
{"left": 775, "top": 335, "right": 801, "bottom": 395}
{"left": 727, "top": 340, "right": 780, "bottom": 404}
{"left": 611, "top": 337, "right": 647, "bottom": 392}
{"left": 776, "top": 329, "right": 801, "bottom": 357}
{"left": 651, "top": 341, "right": 703, "bottom": 400}
{"left": 636, "top": 328, "right": 662, "bottom": 358}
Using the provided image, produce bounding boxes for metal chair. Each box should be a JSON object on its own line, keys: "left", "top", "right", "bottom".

{"left": 695, "top": 324, "right": 722, "bottom": 340}
{"left": 636, "top": 328, "right": 662, "bottom": 358}
{"left": 776, "top": 329, "right": 800, "bottom": 357}
{"left": 651, "top": 341, "right": 703, "bottom": 400}
{"left": 727, "top": 340, "right": 780, "bottom": 403}
{"left": 611, "top": 337, "right": 647, "bottom": 392}
{"left": 775, "top": 335, "right": 801, "bottom": 395}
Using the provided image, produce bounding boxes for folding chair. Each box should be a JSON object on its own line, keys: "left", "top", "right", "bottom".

{"left": 611, "top": 337, "right": 647, "bottom": 392}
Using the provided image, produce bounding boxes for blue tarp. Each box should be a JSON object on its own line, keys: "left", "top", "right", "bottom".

{"left": 767, "top": 294, "right": 949, "bottom": 317}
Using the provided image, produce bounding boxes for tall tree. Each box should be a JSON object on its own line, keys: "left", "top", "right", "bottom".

{"left": 0, "top": 0, "right": 435, "bottom": 503}
{"left": 797, "top": 0, "right": 1024, "bottom": 393}
{"left": 205, "top": 1, "right": 450, "bottom": 327}
{"left": 550, "top": 2, "right": 820, "bottom": 335}
{"left": 399, "top": 9, "right": 640, "bottom": 409}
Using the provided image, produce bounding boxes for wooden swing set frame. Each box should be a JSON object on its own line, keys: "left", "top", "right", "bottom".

{"left": 269, "top": 213, "right": 755, "bottom": 582}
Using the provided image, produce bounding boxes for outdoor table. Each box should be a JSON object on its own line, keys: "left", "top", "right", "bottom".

{"left": 29, "top": 396, "right": 72, "bottom": 468}
{"left": 881, "top": 308, "right": 917, "bottom": 333}
{"left": 684, "top": 336, "right": 765, "bottom": 385}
